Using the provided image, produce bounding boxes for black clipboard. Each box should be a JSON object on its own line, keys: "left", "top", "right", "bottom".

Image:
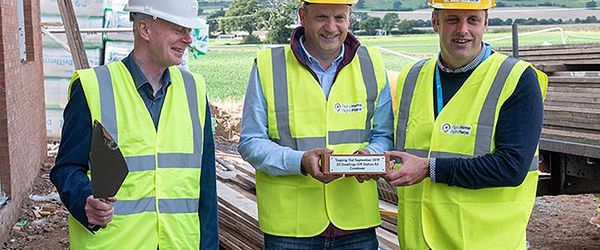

{"left": 90, "top": 120, "right": 128, "bottom": 199}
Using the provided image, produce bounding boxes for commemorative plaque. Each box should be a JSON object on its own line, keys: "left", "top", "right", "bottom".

{"left": 322, "top": 153, "right": 390, "bottom": 174}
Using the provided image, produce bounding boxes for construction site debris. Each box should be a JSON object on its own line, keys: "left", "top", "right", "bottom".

{"left": 211, "top": 103, "right": 242, "bottom": 143}
{"left": 12, "top": 220, "right": 28, "bottom": 232}
{"left": 29, "top": 192, "right": 61, "bottom": 203}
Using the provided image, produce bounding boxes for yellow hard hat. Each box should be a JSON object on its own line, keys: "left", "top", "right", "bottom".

{"left": 302, "top": 0, "right": 358, "bottom": 4}
{"left": 428, "top": 0, "right": 495, "bottom": 10}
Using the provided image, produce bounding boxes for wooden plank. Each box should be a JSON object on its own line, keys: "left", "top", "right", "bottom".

{"left": 549, "top": 77, "right": 600, "bottom": 84}
{"left": 548, "top": 84, "right": 600, "bottom": 89}
{"left": 216, "top": 157, "right": 236, "bottom": 171}
{"left": 376, "top": 227, "right": 400, "bottom": 250}
{"left": 227, "top": 181, "right": 257, "bottom": 202}
{"left": 535, "top": 64, "right": 569, "bottom": 73}
{"left": 379, "top": 200, "right": 397, "bottom": 213}
{"left": 545, "top": 101, "right": 600, "bottom": 110}
{"left": 229, "top": 159, "right": 257, "bottom": 178}
{"left": 218, "top": 205, "right": 263, "bottom": 245}
{"left": 544, "top": 125, "right": 600, "bottom": 136}
{"left": 217, "top": 181, "right": 259, "bottom": 221}
{"left": 545, "top": 105, "right": 600, "bottom": 115}
{"left": 218, "top": 223, "right": 256, "bottom": 250}
{"left": 217, "top": 170, "right": 256, "bottom": 193}
{"left": 547, "top": 91, "right": 600, "bottom": 99}
{"left": 218, "top": 219, "right": 261, "bottom": 245}
{"left": 552, "top": 71, "right": 600, "bottom": 77}
{"left": 544, "top": 118, "right": 600, "bottom": 131}
{"left": 380, "top": 220, "right": 397, "bottom": 234}
{"left": 545, "top": 94, "right": 600, "bottom": 104}
{"left": 531, "top": 59, "right": 600, "bottom": 66}
{"left": 216, "top": 153, "right": 257, "bottom": 178}
{"left": 56, "top": 0, "right": 89, "bottom": 69}
{"left": 540, "top": 137, "right": 600, "bottom": 159}
{"left": 542, "top": 128, "right": 600, "bottom": 147}
{"left": 523, "top": 53, "right": 600, "bottom": 61}
{"left": 547, "top": 86, "right": 600, "bottom": 94}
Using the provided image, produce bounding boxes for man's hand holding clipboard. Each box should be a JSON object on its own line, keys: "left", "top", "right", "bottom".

{"left": 87, "top": 120, "right": 129, "bottom": 231}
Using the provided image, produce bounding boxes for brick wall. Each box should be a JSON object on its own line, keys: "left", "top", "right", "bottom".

{"left": 0, "top": 0, "right": 46, "bottom": 243}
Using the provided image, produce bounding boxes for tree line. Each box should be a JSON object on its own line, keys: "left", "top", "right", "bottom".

{"left": 203, "top": 0, "right": 600, "bottom": 43}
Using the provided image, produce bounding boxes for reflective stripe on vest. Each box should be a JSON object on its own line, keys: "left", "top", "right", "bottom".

{"left": 271, "top": 46, "right": 379, "bottom": 150}
{"left": 395, "top": 59, "right": 427, "bottom": 152}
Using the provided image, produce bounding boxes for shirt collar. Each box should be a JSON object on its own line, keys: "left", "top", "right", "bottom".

{"left": 298, "top": 36, "right": 345, "bottom": 68}
{"left": 437, "top": 43, "right": 489, "bottom": 74}
{"left": 122, "top": 51, "right": 171, "bottom": 90}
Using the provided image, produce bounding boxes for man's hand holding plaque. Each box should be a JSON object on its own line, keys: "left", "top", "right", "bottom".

{"left": 321, "top": 150, "right": 391, "bottom": 182}
{"left": 384, "top": 151, "right": 429, "bottom": 186}
{"left": 301, "top": 148, "right": 342, "bottom": 183}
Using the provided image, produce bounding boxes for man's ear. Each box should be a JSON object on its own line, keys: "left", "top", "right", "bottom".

{"left": 431, "top": 12, "right": 439, "bottom": 33}
{"left": 299, "top": 7, "right": 306, "bottom": 26}
{"left": 138, "top": 20, "right": 152, "bottom": 41}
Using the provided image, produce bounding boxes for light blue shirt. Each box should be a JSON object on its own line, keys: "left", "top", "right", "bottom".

{"left": 238, "top": 39, "right": 394, "bottom": 175}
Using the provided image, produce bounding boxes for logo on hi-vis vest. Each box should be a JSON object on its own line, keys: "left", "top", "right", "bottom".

{"left": 441, "top": 123, "right": 472, "bottom": 136}
{"left": 334, "top": 103, "right": 363, "bottom": 113}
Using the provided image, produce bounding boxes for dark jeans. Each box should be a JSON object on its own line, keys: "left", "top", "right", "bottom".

{"left": 264, "top": 228, "right": 378, "bottom": 250}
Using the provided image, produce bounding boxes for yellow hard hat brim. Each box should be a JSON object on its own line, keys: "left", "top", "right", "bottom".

{"left": 429, "top": 2, "right": 495, "bottom": 10}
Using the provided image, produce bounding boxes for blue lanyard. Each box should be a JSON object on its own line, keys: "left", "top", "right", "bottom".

{"left": 435, "top": 45, "right": 492, "bottom": 114}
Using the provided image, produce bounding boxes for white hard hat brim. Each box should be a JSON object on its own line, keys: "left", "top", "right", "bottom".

{"left": 124, "top": 6, "right": 202, "bottom": 29}
{"left": 162, "top": 15, "right": 203, "bottom": 29}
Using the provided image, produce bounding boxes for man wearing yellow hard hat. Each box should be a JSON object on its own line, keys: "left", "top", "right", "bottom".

{"left": 385, "top": 0, "right": 547, "bottom": 249}
{"left": 238, "top": 0, "right": 394, "bottom": 248}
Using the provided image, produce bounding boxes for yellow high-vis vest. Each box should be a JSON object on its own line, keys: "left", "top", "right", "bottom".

{"left": 393, "top": 52, "right": 547, "bottom": 250}
{"left": 255, "top": 45, "right": 386, "bottom": 237}
{"left": 67, "top": 62, "right": 207, "bottom": 250}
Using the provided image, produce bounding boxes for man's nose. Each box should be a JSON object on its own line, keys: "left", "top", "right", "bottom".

{"left": 182, "top": 29, "right": 193, "bottom": 44}
{"left": 455, "top": 20, "right": 469, "bottom": 34}
{"left": 324, "top": 18, "right": 337, "bottom": 31}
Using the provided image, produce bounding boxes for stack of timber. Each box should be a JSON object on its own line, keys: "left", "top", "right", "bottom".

{"left": 493, "top": 43, "right": 600, "bottom": 159}
{"left": 214, "top": 152, "right": 400, "bottom": 250}
{"left": 541, "top": 71, "right": 600, "bottom": 158}
{"left": 496, "top": 43, "right": 600, "bottom": 73}
{"left": 215, "top": 155, "right": 262, "bottom": 250}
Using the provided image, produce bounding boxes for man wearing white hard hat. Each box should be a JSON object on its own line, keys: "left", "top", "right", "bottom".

{"left": 238, "top": 0, "right": 394, "bottom": 248}
{"left": 384, "top": 0, "right": 547, "bottom": 249}
{"left": 50, "top": 0, "right": 217, "bottom": 249}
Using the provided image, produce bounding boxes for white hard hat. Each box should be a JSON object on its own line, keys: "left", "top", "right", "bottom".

{"left": 124, "top": 0, "right": 202, "bottom": 29}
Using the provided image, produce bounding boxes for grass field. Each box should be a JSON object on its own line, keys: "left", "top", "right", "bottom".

{"left": 189, "top": 30, "right": 600, "bottom": 101}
